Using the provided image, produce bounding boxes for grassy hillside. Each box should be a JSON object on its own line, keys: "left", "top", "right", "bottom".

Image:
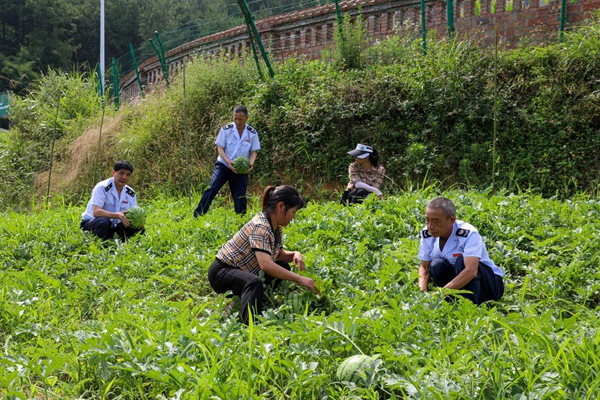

{"left": 1, "top": 190, "right": 600, "bottom": 398}
{"left": 3, "top": 16, "right": 600, "bottom": 210}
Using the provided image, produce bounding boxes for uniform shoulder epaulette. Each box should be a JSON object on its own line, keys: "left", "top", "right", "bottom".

{"left": 456, "top": 228, "right": 470, "bottom": 238}
{"left": 247, "top": 125, "right": 257, "bottom": 134}
{"left": 125, "top": 187, "right": 136, "bottom": 197}
{"left": 104, "top": 182, "right": 113, "bottom": 192}
{"left": 223, "top": 123, "right": 234, "bottom": 130}
{"left": 421, "top": 229, "right": 432, "bottom": 239}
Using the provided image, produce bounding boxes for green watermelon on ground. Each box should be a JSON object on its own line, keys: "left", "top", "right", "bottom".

{"left": 336, "top": 354, "right": 378, "bottom": 385}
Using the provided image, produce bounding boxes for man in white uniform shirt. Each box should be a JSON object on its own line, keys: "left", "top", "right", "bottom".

{"left": 417, "top": 197, "right": 504, "bottom": 304}
{"left": 80, "top": 160, "right": 143, "bottom": 241}
{"left": 194, "top": 105, "right": 260, "bottom": 217}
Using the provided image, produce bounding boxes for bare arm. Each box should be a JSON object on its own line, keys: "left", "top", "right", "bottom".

{"left": 217, "top": 146, "right": 235, "bottom": 171}
{"left": 418, "top": 260, "right": 431, "bottom": 292}
{"left": 92, "top": 205, "right": 130, "bottom": 227}
{"left": 276, "top": 249, "right": 306, "bottom": 271}
{"left": 256, "top": 251, "right": 318, "bottom": 293}
{"left": 247, "top": 150, "right": 257, "bottom": 173}
{"left": 444, "top": 256, "right": 479, "bottom": 290}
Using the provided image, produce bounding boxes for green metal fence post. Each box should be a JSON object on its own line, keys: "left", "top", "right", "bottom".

{"left": 0, "top": 91, "right": 9, "bottom": 119}
{"left": 559, "top": 0, "right": 567, "bottom": 42}
{"left": 112, "top": 57, "right": 120, "bottom": 110}
{"left": 237, "top": 0, "right": 275, "bottom": 78}
{"left": 150, "top": 34, "right": 170, "bottom": 87}
{"left": 333, "top": 0, "right": 344, "bottom": 38}
{"left": 96, "top": 64, "right": 104, "bottom": 98}
{"left": 245, "top": 20, "right": 265, "bottom": 79}
{"left": 421, "top": 0, "right": 427, "bottom": 54}
{"left": 155, "top": 31, "right": 167, "bottom": 61}
{"left": 446, "top": 0, "right": 455, "bottom": 36}
{"left": 129, "top": 43, "right": 145, "bottom": 98}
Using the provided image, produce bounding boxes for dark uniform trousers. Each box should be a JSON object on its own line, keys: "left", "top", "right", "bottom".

{"left": 340, "top": 188, "right": 370, "bottom": 205}
{"left": 194, "top": 162, "right": 248, "bottom": 217}
{"left": 208, "top": 258, "right": 291, "bottom": 324}
{"left": 80, "top": 217, "right": 144, "bottom": 241}
{"left": 429, "top": 256, "right": 504, "bottom": 304}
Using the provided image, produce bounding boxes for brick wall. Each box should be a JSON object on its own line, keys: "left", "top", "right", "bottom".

{"left": 120, "top": 0, "right": 600, "bottom": 102}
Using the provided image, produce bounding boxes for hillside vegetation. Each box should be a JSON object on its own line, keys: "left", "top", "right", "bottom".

{"left": 0, "top": 0, "right": 327, "bottom": 94}
{"left": 2, "top": 16, "right": 600, "bottom": 210}
{"left": 1, "top": 190, "right": 600, "bottom": 398}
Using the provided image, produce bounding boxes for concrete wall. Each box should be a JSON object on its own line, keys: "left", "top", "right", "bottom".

{"left": 119, "top": 0, "right": 600, "bottom": 102}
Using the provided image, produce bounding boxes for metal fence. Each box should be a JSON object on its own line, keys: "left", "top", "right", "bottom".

{"left": 114, "top": 0, "right": 331, "bottom": 86}
{"left": 0, "top": 92, "right": 9, "bottom": 119}
{"left": 111, "top": 0, "right": 600, "bottom": 104}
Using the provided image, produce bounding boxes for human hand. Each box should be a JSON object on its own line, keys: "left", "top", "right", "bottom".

{"left": 118, "top": 211, "right": 131, "bottom": 227}
{"left": 228, "top": 161, "right": 238, "bottom": 173}
{"left": 418, "top": 276, "right": 429, "bottom": 292}
{"left": 298, "top": 276, "right": 320, "bottom": 295}
{"left": 293, "top": 251, "right": 306, "bottom": 271}
{"left": 377, "top": 193, "right": 384, "bottom": 200}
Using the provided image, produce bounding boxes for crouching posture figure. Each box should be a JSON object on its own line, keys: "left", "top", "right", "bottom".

{"left": 417, "top": 197, "right": 504, "bottom": 304}
{"left": 208, "top": 185, "right": 320, "bottom": 324}
{"left": 80, "top": 160, "right": 144, "bottom": 241}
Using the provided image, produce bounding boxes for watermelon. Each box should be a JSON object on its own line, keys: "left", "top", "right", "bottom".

{"left": 126, "top": 206, "right": 146, "bottom": 229}
{"left": 336, "top": 354, "right": 377, "bottom": 384}
{"left": 232, "top": 156, "right": 251, "bottom": 174}
{"left": 286, "top": 292, "right": 305, "bottom": 314}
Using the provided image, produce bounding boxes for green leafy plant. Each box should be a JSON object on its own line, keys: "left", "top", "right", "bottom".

{"left": 3, "top": 190, "right": 600, "bottom": 397}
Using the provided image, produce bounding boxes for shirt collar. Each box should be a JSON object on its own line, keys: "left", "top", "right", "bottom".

{"left": 262, "top": 211, "right": 281, "bottom": 247}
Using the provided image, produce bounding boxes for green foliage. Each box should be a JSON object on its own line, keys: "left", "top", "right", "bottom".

{"left": 0, "top": 0, "right": 332, "bottom": 93}
{"left": 1, "top": 191, "right": 600, "bottom": 398}
{"left": 0, "top": 70, "right": 102, "bottom": 208}
{"left": 332, "top": 13, "right": 368, "bottom": 71}
{"left": 5, "top": 15, "right": 600, "bottom": 210}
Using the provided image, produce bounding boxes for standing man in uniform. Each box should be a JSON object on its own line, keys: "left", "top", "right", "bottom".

{"left": 194, "top": 105, "right": 260, "bottom": 217}
{"left": 80, "top": 160, "right": 144, "bottom": 241}
{"left": 417, "top": 197, "right": 504, "bottom": 304}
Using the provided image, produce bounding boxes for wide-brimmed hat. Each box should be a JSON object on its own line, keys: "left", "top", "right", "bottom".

{"left": 348, "top": 143, "right": 373, "bottom": 159}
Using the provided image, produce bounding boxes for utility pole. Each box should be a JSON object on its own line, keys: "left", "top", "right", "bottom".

{"left": 100, "top": 0, "right": 105, "bottom": 95}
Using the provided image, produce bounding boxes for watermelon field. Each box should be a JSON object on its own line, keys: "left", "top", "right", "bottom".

{"left": 1, "top": 189, "right": 600, "bottom": 399}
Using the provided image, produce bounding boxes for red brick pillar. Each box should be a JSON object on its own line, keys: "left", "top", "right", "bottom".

{"left": 300, "top": 28, "right": 307, "bottom": 48}
{"left": 368, "top": 15, "right": 376, "bottom": 36}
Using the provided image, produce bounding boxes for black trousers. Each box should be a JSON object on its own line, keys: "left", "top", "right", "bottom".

{"left": 340, "top": 188, "right": 370, "bottom": 205}
{"left": 194, "top": 162, "right": 248, "bottom": 217}
{"left": 208, "top": 258, "right": 290, "bottom": 324}
{"left": 80, "top": 217, "right": 144, "bottom": 241}
{"left": 429, "top": 256, "right": 504, "bottom": 304}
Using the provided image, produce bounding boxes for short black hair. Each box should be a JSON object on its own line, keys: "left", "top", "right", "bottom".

{"left": 114, "top": 160, "right": 134, "bottom": 173}
{"left": 233, "top": 105, "right": 248, "bottom": 116}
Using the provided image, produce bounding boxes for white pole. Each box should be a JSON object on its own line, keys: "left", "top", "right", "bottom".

{"left": 100, "top": 0, "right": 105, "bottom": 95}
